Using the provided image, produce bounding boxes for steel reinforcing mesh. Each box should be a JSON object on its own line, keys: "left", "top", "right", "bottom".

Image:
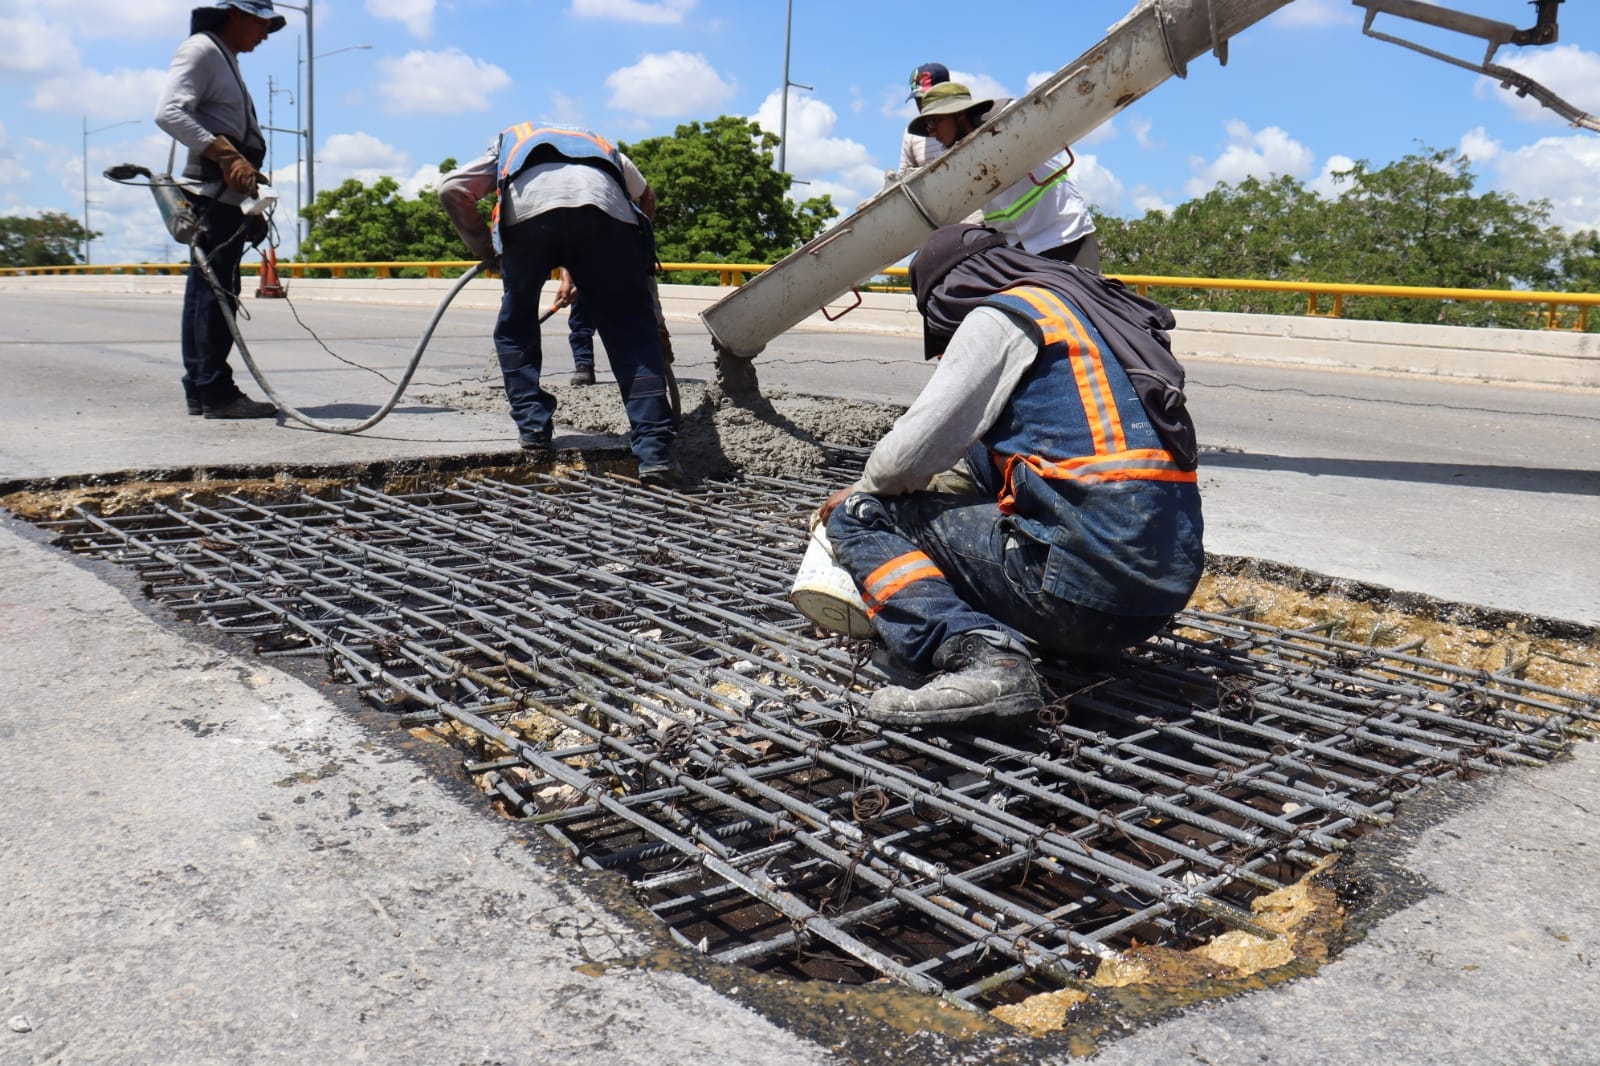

{"left": 48, "top": 463, "right": 1596, "bottom": 1006}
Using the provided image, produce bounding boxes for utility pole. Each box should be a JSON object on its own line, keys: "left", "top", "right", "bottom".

{"left": 776, "top": 1, "right": 811, "bottom": 179}
{"left": 82, "top": 116, "right": 140, "bottom": 265}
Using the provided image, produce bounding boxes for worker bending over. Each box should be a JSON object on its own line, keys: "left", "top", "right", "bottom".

{"left": 818, "top": 225, "right": 1203, "bottom": 726}
{"left": 439, "top": 122, "right": 676, "bottom": 483}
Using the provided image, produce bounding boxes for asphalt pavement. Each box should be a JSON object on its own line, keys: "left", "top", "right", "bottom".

{"left": 2, "top": 283, "right": 1598, "bottom": 1065}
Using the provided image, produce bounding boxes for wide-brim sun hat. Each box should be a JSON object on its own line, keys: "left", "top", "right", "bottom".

{"left": 192, "top": 0, "right": 288, "bottom": 33}
{"left": 907, "top": 82, "right": 994, "bottom": 137}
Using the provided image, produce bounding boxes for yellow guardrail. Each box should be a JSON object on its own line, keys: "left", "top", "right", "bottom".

{"left": 4, "top": 259, "right": 1597, "bottom": 330}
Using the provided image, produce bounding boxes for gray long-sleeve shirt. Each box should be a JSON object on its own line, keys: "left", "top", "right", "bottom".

{"left": 857, "top": 306, "right": 1037, "bottom": 496}
{"left": 153, "top": 31, "right": 264, "bottom": 203}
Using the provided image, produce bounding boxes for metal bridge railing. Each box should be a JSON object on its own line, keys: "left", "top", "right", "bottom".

{"left": 4, "top": 259, "right": 1598, "bottom": 330}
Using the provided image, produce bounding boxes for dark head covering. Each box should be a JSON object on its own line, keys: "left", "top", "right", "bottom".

{"left": 907, "top": 224, "right": 1199, "bottom": 469}
{"left": 906, "top": 62, "right": 950, "bottom": 101}
{"left": 191, "top": 0, "right": 288, "bottom": 35}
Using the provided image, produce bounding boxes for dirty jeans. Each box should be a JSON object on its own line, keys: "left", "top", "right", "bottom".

{"left": 496, "top": 206, "right": 674, "bottom": 467}
{"left": 825, "top": 491, "right": 1169, "bottom": 672}
{"left": 180, "top": 197, "right": 248, "bottom": 409}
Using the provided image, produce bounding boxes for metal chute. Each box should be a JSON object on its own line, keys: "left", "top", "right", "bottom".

{"left": 1354, "top": 0, "right": 1597, "bottom": 132}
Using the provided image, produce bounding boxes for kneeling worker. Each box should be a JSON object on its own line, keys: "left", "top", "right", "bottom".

{"left": 439, "top": 122, "right": 676, "bottom": 482}
{"left": 818, "top": 225, "right": 1204, "bottom": 726}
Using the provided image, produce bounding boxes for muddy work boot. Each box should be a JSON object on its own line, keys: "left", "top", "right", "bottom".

{"left": 862, "top": 632, "right": 1042, "bottom": 726}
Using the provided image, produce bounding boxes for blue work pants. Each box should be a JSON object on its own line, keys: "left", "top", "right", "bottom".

{"left": 180, "top": 197, "right": 248, "bottom": 408}
{"left": 496, "top": 206, "right": 674, "bottom": 466}
{"left": 826, "top": 490, "right": 1169, "bottom": 672}
{"left": 567, "top": 294, "right": 595, "bottom": 369}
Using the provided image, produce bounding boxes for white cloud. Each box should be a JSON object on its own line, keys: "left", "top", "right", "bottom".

{"left": 572, "top": 0, "right": 696, "bottom": 25}
{"left": 1269, "top": 0, "right": 1359, "bottom": 29}
{"left": 950, "top": 71, "right": 1012, "bottom": 106}
{"left": 31, "top": 68, "right": 168, "bottom": 119}
{"left": 1487, "top": 44, "right": 1600, "bottom": 128}
{"left": 376, "top": 50, "right": 511, "bottom": 114}
{"left": 0, "top": 122, "right": 33, "bottom": 193}
{"left": 396, "top": 163, "right": 456, "bottom": 198}
{"left": 1184, "top": 120, "right": 1314, "bottom": 197}
{"left": 1457, "top": 127, "right": 1500, "bottom": 169}
{"left": 365, "top": 0, "right": 435, "bottom": 39}
{"left": 751, "top": 90, "right": 872, "bottom": 175}
{"left": 1129, "top": 189, "right": 1176, "bottom": 216}
{"left": 1485, "top": 132, "right": 1600, "bottom": 233}
{"left": 605, "top": 52, "right": 735, "bottom": 118}
{"left": 1307, "top": 153, "right": 1358, "bottom": 199}
{"left": 75, "top": 130, "right": 178, "bottom": 264}
{"left": 7, "top": 0, "right": 193, "bottom": 41}
{"left": 317, "top": 131, "right": 412, "bottom": 187}
{"left": 0, "top": 15, "right": 81, "bottom": 75}
{"left": 1067, "top": 153, "right": 1122, "bottom": 216}
{"left": 749, "top": 89, "right": 883, "bottom": 212}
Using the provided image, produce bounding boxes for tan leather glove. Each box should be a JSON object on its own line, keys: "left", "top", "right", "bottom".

{"left": 203, "top": 135, "right": 259, "bottom": 197}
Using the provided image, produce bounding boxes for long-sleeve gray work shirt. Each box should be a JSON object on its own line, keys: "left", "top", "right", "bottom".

{"left": 153, "top": 31, "right": 265, "bottom": 204}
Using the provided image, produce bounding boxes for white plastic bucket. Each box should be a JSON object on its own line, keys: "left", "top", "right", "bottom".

{"left": 790, "top": 525, "right": 874, "bottom": 638}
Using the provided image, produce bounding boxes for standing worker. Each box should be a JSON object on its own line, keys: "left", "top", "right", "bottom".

{"left": 909, "top": 83, "right": 1101, "bottom": 271}
{"left": 439, "top": 122, "right": 677, "bottom": 483}
{"left": 899, "top": 62, "right": 951, "bottom": 175}
{"left": 817, "top": 224, "right": 1203, "bottom": 726}
{"left": 153, "top": 0, "right": 284, "bottom": 420}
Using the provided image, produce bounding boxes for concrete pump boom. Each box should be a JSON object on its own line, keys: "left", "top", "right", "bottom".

{"left": 699, "top": 0, "right": 1591, "bottom": 364}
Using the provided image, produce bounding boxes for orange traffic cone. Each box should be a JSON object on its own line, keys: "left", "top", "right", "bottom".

{"left": 256, "top": 246, "right": 286, "bottom": 299}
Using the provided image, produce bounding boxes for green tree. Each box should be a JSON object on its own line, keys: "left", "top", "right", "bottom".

{"left": 621, "top": 116, "right": 837, "bottom": 276}
{"left": 1101, "top": 146, "right": 1572, "bottom": 328}
{"left": 1316, "top": 147, "right": 1558, "bottom": 325}
{"left": 300, "top": 162, "right": 473, "bottom": 276}
{"left": 0, "top": 211, "right": 96, "bottom": 267}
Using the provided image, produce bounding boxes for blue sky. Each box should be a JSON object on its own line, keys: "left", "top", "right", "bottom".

{"left": 5, "top": 0, "right": 1600, "bottom": 265}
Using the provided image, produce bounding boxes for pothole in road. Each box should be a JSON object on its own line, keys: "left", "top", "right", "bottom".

{"left": 6, "top": 452, "right": 1596, "bottom": 1054}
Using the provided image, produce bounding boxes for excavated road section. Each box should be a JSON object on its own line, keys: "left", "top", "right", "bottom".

{"left": 40, "top": 459, "right": 1598, "bottom": 1019}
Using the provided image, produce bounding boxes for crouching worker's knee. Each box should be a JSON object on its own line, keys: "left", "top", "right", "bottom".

{"left": 825, "top": 491, "right": 892, "bottom": 541}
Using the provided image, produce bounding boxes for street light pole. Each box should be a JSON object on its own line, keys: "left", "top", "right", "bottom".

{"left": 778, "top": 0, "right": 791, "bottom": 175}
{"left": 776, "top": 1, "right": 810, "bottom": 178}
{"left": 82, "top": 116, "right": 141, "bottom": 265}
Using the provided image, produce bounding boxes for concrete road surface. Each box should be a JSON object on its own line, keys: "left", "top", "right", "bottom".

{"left": 2, "top": 284, "right": 1598, "bottom": 1065}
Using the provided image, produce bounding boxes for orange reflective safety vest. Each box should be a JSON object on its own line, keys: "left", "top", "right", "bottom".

{"left": 490, "top": 122, "right": 629, "bottom": 251}
{"left": 977, "top": 283, "right": 1204, "bottom": 615}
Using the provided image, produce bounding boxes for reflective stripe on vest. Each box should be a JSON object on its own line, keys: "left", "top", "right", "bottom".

{"left": 987, "top": 285, "right": 1197, "bottom": 512}
{"left": 982, "top": 164, "right": 1072, "bottom": 225}
{"left": 490, "top": 123, "right": 625, "bottom": 243}
{"left": 860, "top": 550, "right": 944, "bottom": 618}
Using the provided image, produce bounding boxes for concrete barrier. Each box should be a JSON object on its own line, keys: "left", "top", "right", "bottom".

{"left": 8, "top": 273, "right": 1597, "bottom": 388}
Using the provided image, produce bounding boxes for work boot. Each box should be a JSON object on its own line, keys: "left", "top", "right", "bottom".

{"left": 638, "top": 463, "right": 679, "bottom": 489}
{"left": 569, "top": 366, "right": 596, "bottom": 387}
{"left": 202, "top": 394, "right": 277, "bottom": 420}
{"left": 862, "top": 632, "right": 1042, "bottom": 726}
{"left": 186, "top": 399, "right": 202, "bottom": 416}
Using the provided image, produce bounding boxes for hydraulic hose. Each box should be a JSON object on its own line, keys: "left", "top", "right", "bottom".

{"left": 193, "top": 241, "right": 485, "bottom": 435}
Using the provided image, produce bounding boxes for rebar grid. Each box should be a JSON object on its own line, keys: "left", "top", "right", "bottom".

{"left": 46, "top": 466, "right": 1596, "bottom": 1008}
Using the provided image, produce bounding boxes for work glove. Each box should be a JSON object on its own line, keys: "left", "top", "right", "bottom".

{"left": 203, "top": 135, "right": 259, "bottom": 197}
